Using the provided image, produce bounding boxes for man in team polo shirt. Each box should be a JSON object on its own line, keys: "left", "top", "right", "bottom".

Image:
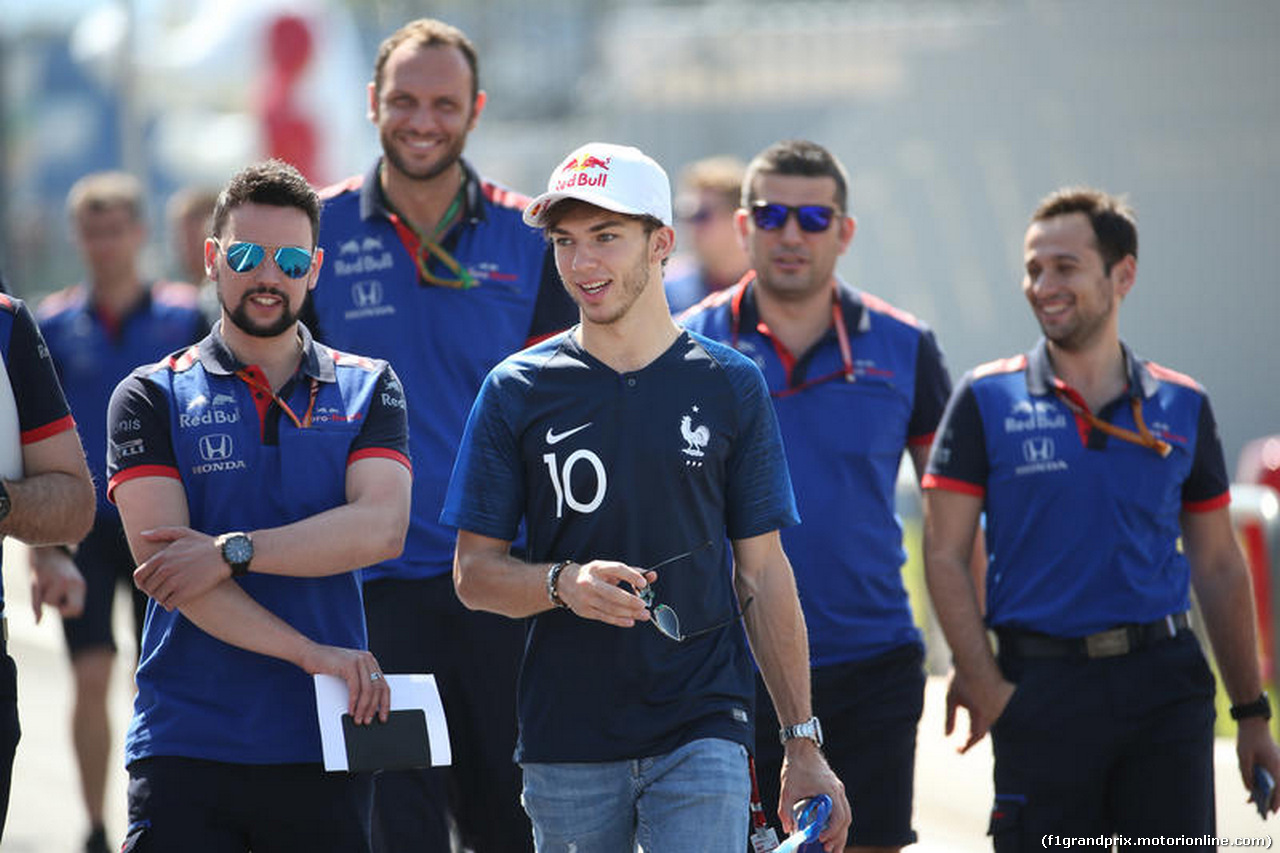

{"left": 0, "top": 273, "right": 96, "bottom": 843}
{"left": 303, "top": 20, "right": 575, "bottom": 851}
{"left": 681, "top": 139, "right": 957, "bottom": 852}
{"left": 443, "top": 142, "right": 849, "bottom": 852}
{"left": 106, "top": 160, "right": 411, "bottom": 852}
{"left": 923, "top": 187, "right": 1280, "bottom": 848}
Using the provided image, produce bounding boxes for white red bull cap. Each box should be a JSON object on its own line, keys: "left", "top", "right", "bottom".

{"left": 524, "top": 142, "right": 672, "bottom": 228}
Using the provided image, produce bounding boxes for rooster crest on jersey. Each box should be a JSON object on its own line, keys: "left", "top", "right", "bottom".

{"left": 681, "top": 407, "right": 710, "bottom": 463}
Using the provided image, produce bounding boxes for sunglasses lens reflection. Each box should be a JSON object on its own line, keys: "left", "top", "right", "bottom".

{"left": 750, "top": 203, "right": 835, "bottom": 233}
{"left": 652, "top": 605, "right": 682, "bottom": 642}
{"left": 796, "top": 206, "right": 835, "bottom": 232}
{"left": 275, "top": 247, "right": 314, "bottom": 279}
{"left": 226, "top": 242, "right": 265, "bottom": 273}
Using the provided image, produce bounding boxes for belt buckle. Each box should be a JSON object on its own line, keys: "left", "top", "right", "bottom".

{"left": 1085, "top": 628, "right": 1130, "bottom": 658}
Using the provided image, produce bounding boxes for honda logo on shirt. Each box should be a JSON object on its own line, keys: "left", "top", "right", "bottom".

{"left": 1022, "top": 437, "right": 1055, "bottom": 463}
{"left": 199, "top": 434, "right": 234, "bottom": 461}
{"left": 351, "top": 280, "right": 383, "bottom": 308}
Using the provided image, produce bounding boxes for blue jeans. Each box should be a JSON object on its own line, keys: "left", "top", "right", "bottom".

{"left": 521, "top": 738, "right": 749, "bottom": 853}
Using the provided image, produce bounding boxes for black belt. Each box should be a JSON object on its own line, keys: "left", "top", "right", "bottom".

{"left": 996, "top": 612, "right": 1191, "bottom": 660}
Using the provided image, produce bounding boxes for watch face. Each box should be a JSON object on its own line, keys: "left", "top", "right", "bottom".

{"left": 223, "top": 535, "right": 253, "bottom": 565}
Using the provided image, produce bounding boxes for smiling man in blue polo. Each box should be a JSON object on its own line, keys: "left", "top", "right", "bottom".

{"left": 923, "top": 187, "right": 1280, "bottom": 848}
{"left": 106, "top": 159, "right": 411, "bottom": 853}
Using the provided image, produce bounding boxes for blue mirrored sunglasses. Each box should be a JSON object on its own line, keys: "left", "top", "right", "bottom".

{"left": 750, "top": 202, "right": 837, "bottom": 233}
{"left": 222, "top": 241, "right": 315, "bottom": 279}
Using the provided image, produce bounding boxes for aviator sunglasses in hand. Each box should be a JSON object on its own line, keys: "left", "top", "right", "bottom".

{"left": 635, "top": 540, "right": 753, "bottom": 642}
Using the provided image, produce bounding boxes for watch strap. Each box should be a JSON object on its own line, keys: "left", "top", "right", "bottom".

{"left": 779, "top": 715, "right": 823, "bottom": 748}
{"left": 1231, "top": 692, "right": 1272, "bottom": 721}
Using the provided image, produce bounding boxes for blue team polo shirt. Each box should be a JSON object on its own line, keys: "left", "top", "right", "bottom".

{"left": 441, "top": 329, "right": 799, "bottom": 763}
{"left": 680, "top": 275, "right": 952, "bottom": 666}
{"left": 0, "top": 295, "right": 77, "bottom": 606}
{"left": 105, "top": 322, "right": 410, "bottom": 766}
{"left": 305, "top": 158, "right": 576, "bottom": 583}
{"left": 38, "top": 282, "right": 206, "bottom": 518}
{"left": 923, "top": 339, "right": 1230, "bottom": 638}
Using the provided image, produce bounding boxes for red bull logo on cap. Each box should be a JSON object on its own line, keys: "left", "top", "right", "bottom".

{"left": 553, "top": 151, "right": 612, "bottom": 191}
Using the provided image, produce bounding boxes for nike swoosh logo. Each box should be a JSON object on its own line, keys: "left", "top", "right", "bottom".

{"left": 545, "top": 422, "right": 592, "bottom": 445}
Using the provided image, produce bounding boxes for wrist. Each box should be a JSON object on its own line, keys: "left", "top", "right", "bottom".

{"left": 1231, "top": 692, "right": 1272, "bottom": 722}
{"left": 547, "top": 560, "right": 572, "bottom": 609}
{"left": 215, "top": 531, "right": 254, "bottom": 578}
{"left": 779, "top": 715, "right": 824, "bottom": 749}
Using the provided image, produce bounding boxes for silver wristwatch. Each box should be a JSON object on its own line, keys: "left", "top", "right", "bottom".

{"left": 779, "top": 715, "right": 823, "bottom": 748}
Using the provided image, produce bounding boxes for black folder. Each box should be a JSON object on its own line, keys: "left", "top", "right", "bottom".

{"left": 341, "top": 708, "right": 432, "bottom": 772}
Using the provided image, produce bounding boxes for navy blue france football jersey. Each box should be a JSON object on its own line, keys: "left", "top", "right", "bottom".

{"left": 442, "top": 329, "right": 799, "bottom": 763}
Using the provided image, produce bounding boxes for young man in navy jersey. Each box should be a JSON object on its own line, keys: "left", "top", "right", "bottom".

{"left": 302, "top": 19, "right": 576, "bottom": 852}
{"left": 32, "top": 171, "right": 207, "bottom": 853}
{"left": 106, "top": 160, "right": 412, "bottom": 852}
{"left": 681, "top": 139, "right": 956, "bottom": 852}
{"left": 443, "top": 142, "right": 850, "bottom": 853}
{"left": 0, "top": 270, "right": 96, "bottom": 844}
{"left": 923, "top": 188, "right": 1280, "bottom": 848}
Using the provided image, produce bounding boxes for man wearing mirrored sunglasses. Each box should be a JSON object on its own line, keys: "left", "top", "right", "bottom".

{"left": 301, "top": 19, "right": 576, "bottom": 852}
{"left": 680, "top": 139, "right": 957, "bottom": 853}
{"left": 664, "top": 156, "right": 751, "bottom": 314}
{"left": 33, "top": 171, "right": 208, "bottom": 853}
{"left": 923, "top": 188, "right": 1280, "bottom": 848}
{"left": 105, "top": 159, "right": 412, "bottom": 852}
{"left": 443, "top": 141, "right": 850, "bottom": 853}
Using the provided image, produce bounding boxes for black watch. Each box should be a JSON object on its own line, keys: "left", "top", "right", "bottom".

{"left": 1230, "top": 692, "right": 1272, "bottom": 721}
{"left": 0, "top": 480, "right": 11, "bottom": 525}
{"left": 216, "top": 532, "right": 254, "bottom": 577}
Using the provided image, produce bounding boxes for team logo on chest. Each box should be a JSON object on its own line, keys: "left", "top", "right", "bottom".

{"left": 180, "top": 393, "right": 241, "bottom": 428}
{"left": 681, "top": 406, "right": 710, "bottom": 468}
{"left": 1014, "top": 435, "right": 1068, "bottom": 476}
{"left": 192, "top": 432, "right": 247, "bottom": 475}
{"left": 344, "top": 278, "right": 396, "bottom": 320}
{"left": 1003, "top": 400, "right": 1067, "bottom": 433}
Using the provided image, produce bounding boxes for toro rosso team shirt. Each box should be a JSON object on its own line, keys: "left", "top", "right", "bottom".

{"left": 0, "top": 295, "right": 76, "bottom": 602}
{"left": 441, "top": 330, "right": 799, "bottom": 763}
{"left": 681, "top": 276, "right": 952, "bottom": 666}
{"left": 923, "top": 339, "right": 1230, "bottom": 638}
{"left": 105, "top": 323, "right": 410, "bottom": 765}
{"left": 306, "top": 158, "right": 576, "bottom": 584}
{"left": 38, "top": 282, "right": 206, "bottom": 518}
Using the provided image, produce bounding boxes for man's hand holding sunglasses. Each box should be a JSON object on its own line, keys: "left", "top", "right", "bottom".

{"left": 551, "top": 559, "right": 658, "bottom": 628}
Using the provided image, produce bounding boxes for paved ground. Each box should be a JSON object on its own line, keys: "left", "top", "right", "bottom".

{"left": 1, "top": 538, "right": 1274, "bottom": 851}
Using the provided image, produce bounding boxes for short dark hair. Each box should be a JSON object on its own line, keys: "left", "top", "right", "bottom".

{"left": 374, "top": 18, "right": 479, "bottom": 102}
{"left": 742, "top": 140, "right": 850, "bottom": 214}
{"left": 212, "top": 159, "right": 320, "bottom": 245}
{"left": 1031, "top": 187, "right": 1137, "bottom": 273}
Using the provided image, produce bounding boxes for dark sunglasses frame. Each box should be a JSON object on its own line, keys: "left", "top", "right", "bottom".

{"left": 635, "top": 541, "right": 751, "bottom": 642}
{"left": 750, "top": 202, "right": 838, "bottom": 233}
{"left": 218, "top": 239, "right": 315, "bottom": 279}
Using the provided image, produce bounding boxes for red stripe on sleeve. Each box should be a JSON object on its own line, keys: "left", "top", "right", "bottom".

{"left": 921, "top": 473, "right": 985, "bottom": 497}
{"left": 348, "top": 447, "right": 412, "bottom": 473}
{"left": 1183, "top": 491, "right": 1231, "bottom": 514}
{"left": 21, "top": 414, "right": 76, "bottom": 444}
{"left": 907, "top": 431, "right": 936, "bottom": 448}
{"left": 107, "top": 465, "right": 182, "bottom": 503}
